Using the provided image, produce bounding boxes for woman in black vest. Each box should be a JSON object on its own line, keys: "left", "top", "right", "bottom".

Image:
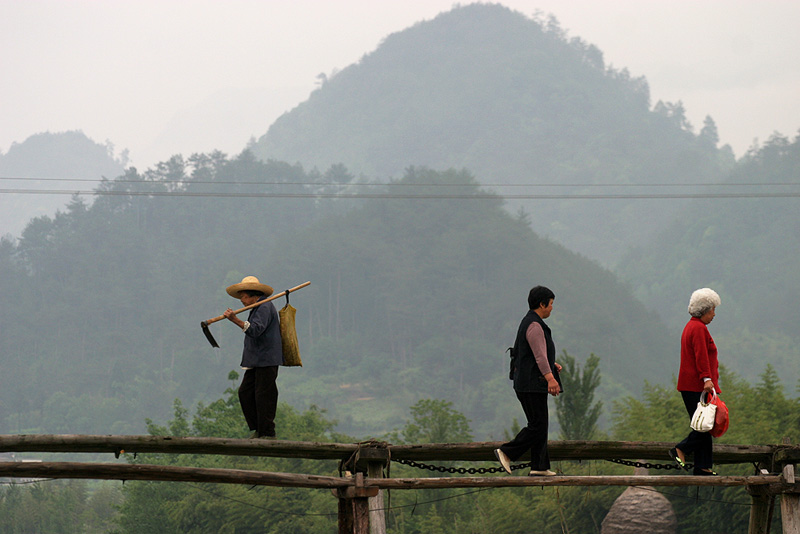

{"left": 495, "top": 286, "right": 563, "bottom": 476}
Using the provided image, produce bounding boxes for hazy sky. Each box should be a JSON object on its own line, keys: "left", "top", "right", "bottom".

{"left": 2, "top": 0, "right": 799, "bottom": 170}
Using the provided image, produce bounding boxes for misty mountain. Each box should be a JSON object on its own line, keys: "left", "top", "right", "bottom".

{"left": 0, "top": 131, "right": 127, "bottom": 238}
{"left": 0, "top": 154, "right": 673, "bottom": 438}
{"left": 250, "top": 3, "right": 734, "bottom": 267}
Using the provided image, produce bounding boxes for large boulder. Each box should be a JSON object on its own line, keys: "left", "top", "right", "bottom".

{"left": 601, "top": 467, "right": 677, "bottom": 534}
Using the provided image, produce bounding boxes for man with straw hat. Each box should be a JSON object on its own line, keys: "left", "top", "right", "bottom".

{"left": 224, "top": 276, "right": 284, "bottom": 439}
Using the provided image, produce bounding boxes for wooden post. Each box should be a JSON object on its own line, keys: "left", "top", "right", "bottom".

{"left": 337, "top": 495, "right": 369, "bottom": 533}
{"left": 782, "top": 464, "right": 800, "bottom": 534}
{"left": 782, "top": 494, "right": 800, "bottom": 534}
{"left": 748, "top": 494, "right": 773, "bottom": 534}
{"left": 338, "top": 444, "right": 389, "bottom": 534}
{"left": 367, "top": 458, "right": 387, "bottom": 534}
{"left": 335, "top": 473, "right": 374, "bottom": 534}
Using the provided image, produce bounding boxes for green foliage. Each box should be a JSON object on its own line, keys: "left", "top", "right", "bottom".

{"left": 610, "top": 381, "right": 687, "bottom": 443}
{"left": 0, "top": 480, "right": 122, "bottom": 534}
{"left": 555, "top": 351, "right": 603, "bottom": 440}
{"left": 389, "top": 398, "right": 473, "bottom": 444}
{"left": 115, "top": 386, "right": 344, "bottom": 533}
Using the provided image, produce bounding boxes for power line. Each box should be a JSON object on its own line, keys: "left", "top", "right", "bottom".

{"left": 1, "top": 188, "right": 799, "bottom": 200}
{"left": 187, "top": 482, "right": 491, "bottom": 517}
{"left": 1, "top": 175, "right": 799, "bottom": 189}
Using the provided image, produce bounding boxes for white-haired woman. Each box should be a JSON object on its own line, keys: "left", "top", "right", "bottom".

{"left": 669, "top": 288, "right": 721, "bottom": 475}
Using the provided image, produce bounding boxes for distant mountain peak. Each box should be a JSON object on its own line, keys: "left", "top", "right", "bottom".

{"left": 249, "top": 1, "right": 724, "bottom": 267}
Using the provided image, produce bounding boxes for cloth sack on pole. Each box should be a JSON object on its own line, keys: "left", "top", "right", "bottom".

{"left": 279, "top": 302, "right": 302, "bottom": 367}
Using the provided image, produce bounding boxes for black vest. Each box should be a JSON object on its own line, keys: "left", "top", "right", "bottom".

{"left": 512, "top": 309, "right": 562, "bottom": 393}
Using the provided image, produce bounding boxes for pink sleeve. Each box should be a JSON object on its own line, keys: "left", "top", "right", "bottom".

{"left": 526, "top": 322, "right": 552, "bottom": 377}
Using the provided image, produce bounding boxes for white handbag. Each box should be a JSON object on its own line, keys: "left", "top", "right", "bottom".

{"left": 690, "top": 389, "right": 717, "bottom": 432}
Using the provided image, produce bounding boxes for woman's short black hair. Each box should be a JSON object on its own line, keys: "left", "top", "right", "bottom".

{"left": 528, "top": 285, "right": 555, "bottom": 310}
{"left": 241, "top": 289, "right": 265, "bottom": 298}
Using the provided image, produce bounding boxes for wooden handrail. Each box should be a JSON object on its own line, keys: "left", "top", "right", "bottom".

{"left": 0, "top": 435, "right": 785, "bottom": 465}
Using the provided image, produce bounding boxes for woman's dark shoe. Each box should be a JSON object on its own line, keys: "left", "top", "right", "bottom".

{"left": 669, "top": 447, "right": 689, "bottom": 471}
{"left": 694, "top": 468, "right": 717, "bottom": 476}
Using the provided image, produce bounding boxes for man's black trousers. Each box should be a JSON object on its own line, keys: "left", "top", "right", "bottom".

{"left": 239, "top": 366, "right": 279, "bottom": 438}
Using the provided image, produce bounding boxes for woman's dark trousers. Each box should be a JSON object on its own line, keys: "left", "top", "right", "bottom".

{"left": 239, "top": 366, "right": 279, "bottom": 437}
{"left": 677, "top": 390, "right": 713, "bottom": 471}
{"left": 499, "top": 391, "right": 551, "bottom": 470}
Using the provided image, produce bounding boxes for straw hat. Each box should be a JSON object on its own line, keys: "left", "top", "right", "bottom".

{"left": 226, "top": 276, "right": 274, "bottom": 298}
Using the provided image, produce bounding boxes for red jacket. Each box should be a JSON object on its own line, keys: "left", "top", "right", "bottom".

{"left": 677, "top": 316, "right": 720, "bottom": 393}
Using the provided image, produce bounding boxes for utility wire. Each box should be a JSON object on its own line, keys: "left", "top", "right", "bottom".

{"left": 633, "top": 484, "right": 751, "bottom": 507}
{"left": 185, "top": 482, "right": 489, "bottom": 518}
{"left": 1, "top": 175, "right": 799, "bottom": 188}
{"left": 1, "top": 188, "right": 799, "bottom": 200}
{"left": 186, "top": 480, "right": 751, "bottom": 520}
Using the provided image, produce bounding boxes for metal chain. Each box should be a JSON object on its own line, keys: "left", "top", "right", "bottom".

{"left": 394, "top": 457, "right": 692, "bottom": 473}
{"left": 394, "top": 458, "right": 528, "bottom": 474}
{"left": 605, "top": 458, "right": 693, "bottom": 470}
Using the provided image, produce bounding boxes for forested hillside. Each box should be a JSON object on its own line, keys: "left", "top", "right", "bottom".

{"left": 0, "top": 131, "right": 126, "bottom": 237}
{"left": 0, "top": 153, "right": 673, "bottom": 439}
{"left": 619, "top": 133, "right": 800, "bottom": 389}
{"left": 250, "top": 3, "right": 734, "bottom": 266}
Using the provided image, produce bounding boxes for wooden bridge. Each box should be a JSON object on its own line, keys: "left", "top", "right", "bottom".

{"left": 1, "top": 435, "right": 799, "bottom": 533}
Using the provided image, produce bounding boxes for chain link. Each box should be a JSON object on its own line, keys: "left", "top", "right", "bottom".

{"left": 393, "top": 457, "right": 692, "bottom": 474}
{"left": 604, "top": 458, "right": 692, "bottom": 470}
{"left": 394, "top": 457, "right": 529, "bottom": 474}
